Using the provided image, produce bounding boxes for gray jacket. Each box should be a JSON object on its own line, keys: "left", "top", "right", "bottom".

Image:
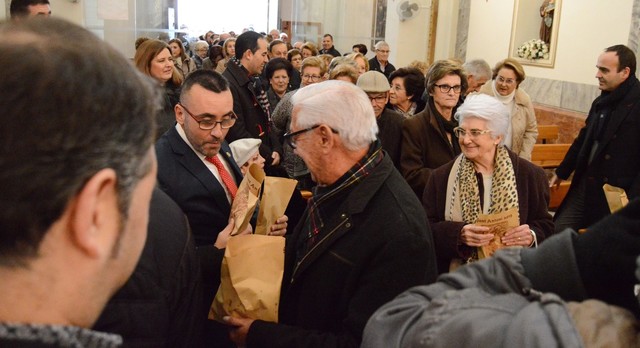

{"left": 362, "top": 231, "right": 588, "bottom": 348}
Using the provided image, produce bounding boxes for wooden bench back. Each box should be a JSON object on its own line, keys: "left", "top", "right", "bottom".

{"left": 531, "top": 143, "right": 571, "bottom": 169}
{"left": 536, "top": 125, "right": 560, "bottom": 144}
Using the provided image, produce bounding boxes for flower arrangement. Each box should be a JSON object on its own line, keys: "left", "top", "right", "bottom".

{"left": 517, "top": 39, "right": 549, "bottom": 60}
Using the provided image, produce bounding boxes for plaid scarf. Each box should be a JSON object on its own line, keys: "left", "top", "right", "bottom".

{"left": 302, "top": 141, "right": 383, "bottom": 254}
{"left": 229, "top": 56, "right": 271, "bottom": 123}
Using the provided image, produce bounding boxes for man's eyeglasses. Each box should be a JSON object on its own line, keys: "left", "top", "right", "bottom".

{"left": 453, "top": 127, "right": 492, "bottom": 138}
{"left": 376, "top": 49, "right": 390, "bottom": 54}
{"left": 283, "top": 124, "right": 338, "bottom": 149}
{"left": 434, "top": 84, "right": 462, "bottom": 94}
{"left": 179, "top": 103, "right": 237, "bottom": 130}
{"left": 496, "top": 76, "right": 516, "bottom": 85}
{"left": 302, "top": 74, "right": 323, "bottom": 82}
{"left": 367, "top": 94, "right": 387, "bottom": 103}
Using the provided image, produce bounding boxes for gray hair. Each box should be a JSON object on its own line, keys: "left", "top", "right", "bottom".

{"left": 455, "top": 94, "right": 509, "bottom": 143}
{"left": 291, "top": 80, "right": 378, "bottom": 151}
{"left": 463, "top": 59, "right": 492, "bottom": 80}
{"left": 193, "top": 40, "right": 208, "bottom": 53}
{"left": 374, "top": 41, "right": 389, "bottom": 50}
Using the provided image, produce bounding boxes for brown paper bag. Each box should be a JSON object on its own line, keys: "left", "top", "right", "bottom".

{"left": 209, "top": 234, "right": 285, "bottom": 323}
{"left": 476, "top": 207, "right": 520, "bottom": 259}
{"left": 603, "top": 184, "right": 629, "bottom": 214}
{"left": 230, "top": 164, "right": 265, "bottom": 236}
{"left": 254, "top": 177, "right": 297, "bottom": 235}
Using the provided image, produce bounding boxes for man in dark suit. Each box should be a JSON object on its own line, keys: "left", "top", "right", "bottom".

{"left": 157, "top": 69, "right": 289, "bottom": 347}
{"left": 551, "top": 44, "right": 640, "bottom": 232}
{"left": 157, "top": 70, "right": 246, "bottom": 248}
{"left": 223, "top": 30, "right": 283, "bottom": 174}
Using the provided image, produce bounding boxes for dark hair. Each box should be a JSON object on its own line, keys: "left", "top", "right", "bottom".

{"left": 323, "top": 33, "right": 333, "bottom": 40}
{"left": 0, "top": 18, "right": 159, "bottom": 266}
{"left": 389, "top": 67, "right": 426, "bottom": 102}
{"left": 605, "top": 44, "right": 637, "bottom": 76}
{"left": 208, "top": 45, "right": 224, "bottom": 65}
{"left": 265, "top": 57, "right": 293, "bottom": 80}
{"left": 287, "top": 49, "right": 301, "bottom": 62}
{"left": 269, "top": 39, "right": 286, "bottom": 53}
{"left": 181, "top": 69, "right": 230, "bottom": 101}
{"left": 9, "top": 0, "right": 49, "bottom": 18}
{"left": 235, "top": 31, "right": 263, "bottom": 60}
{"left": 352, "top": 43, "right": 368, "bottom": 56}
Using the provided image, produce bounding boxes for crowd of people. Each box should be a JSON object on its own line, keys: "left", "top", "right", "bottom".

{"left": 3, "top": 0, "right": 640, "bottom": 347}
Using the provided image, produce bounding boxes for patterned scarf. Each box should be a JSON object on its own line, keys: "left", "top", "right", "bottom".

{"left": 229, "top": 56, "right": 271, "bottom": 123}
{"left": 447, "top": 146, "right": 519, "bottom": 223}
{"left": 303, "top": 141, "right": 383, "bottom": 252}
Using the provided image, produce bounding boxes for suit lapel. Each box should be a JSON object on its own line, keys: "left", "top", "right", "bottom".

{"left": 166, "top": 127, "right": 234, "bottom": 210}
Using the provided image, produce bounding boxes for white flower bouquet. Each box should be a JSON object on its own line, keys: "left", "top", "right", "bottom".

{"left": 517, "top": 39, "right": 549, "bottom": 60}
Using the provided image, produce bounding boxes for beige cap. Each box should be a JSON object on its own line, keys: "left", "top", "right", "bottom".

{"left": 357, "top": 70, "right": 390, "bottom": 93}
{"left": 229, "top": 138, "right": 261, "bottom": 167}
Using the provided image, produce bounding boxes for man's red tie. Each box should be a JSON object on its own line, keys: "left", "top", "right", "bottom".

{"left": 205, "top": 156, "right": 238, "bottom": 200}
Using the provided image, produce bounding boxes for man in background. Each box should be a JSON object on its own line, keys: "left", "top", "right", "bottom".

{"left": 551, "top": 44, "right": 640, "bottom": 232}
{"left": 9, "top": 0, "right": 50, "bottom": 18}
{"left": 369, "top": 41, "right": 396, "bottom": 79}
{"left": 320, "top": 33, "right": 341, "bottom": 57}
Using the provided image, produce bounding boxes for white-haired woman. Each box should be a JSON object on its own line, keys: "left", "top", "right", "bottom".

{"left": 423, "top": 94, "right": 553, "bottom": 274}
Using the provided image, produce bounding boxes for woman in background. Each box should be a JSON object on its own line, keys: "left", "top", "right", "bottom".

{"left": 134, "top": 39, "right": 183, "bottom": 138}
{"left": 388, "top": 67, "right": 426, "bottom": 118}
{"left": 265, "top": 58, "right": 294, "bottom": 113}
{"left": 477, "top": 58, "right": 538, "bottom": 160}
{"left": 168, "top": 39, "right": 196, "bottom": 77}
{"left": 217, "top": 38, "right": 236, "bottom": 73}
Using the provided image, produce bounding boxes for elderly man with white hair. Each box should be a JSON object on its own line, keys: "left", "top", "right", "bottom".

{"left": 462, "top": 58, "right": 492, "bottom": 96}
{"left": 368, "top": 41, "right": 396, "bottom": 79}
{"left": 224, "top": 80, "right": 437, "bottom": 348}
{"left": 420, "top": 94, "right": 554, "bottom": 274}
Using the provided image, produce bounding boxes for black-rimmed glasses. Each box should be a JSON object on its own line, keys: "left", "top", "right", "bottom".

{"left": 178, "top": 103, "right": 237, "bottom": 130}
{"left": 283, "top": 124, "right": 338, "bottom": 149}
{"left": 434, "top": 84, "right": 462, "bottom": 94}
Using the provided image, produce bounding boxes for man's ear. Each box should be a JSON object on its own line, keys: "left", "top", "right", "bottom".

{"left": 175, "top": 103, "right": 185, "bottom": 124}
{"left": 68, "top": 168, "right": 120, "bottom": 259}
{"left": 621, "top": 66, "right": 631, "bottom": 79}
{"left": 242, "top": 49, "right": 252, "bottom": 61}
{"left": 318, "top": 125, "right": 336, "bottom": 153}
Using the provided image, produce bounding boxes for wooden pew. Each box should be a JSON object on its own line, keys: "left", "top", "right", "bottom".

{"left": 549, "top": 181, "right": 571, "bottom": 210}
{"left": 536, "top": 125, "right": 560, "bottom": 144}
{"left": 531, "top": 143, "right": 571, "bottom": 169}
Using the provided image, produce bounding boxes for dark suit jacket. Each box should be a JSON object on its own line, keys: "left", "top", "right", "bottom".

{"left": 555, "top": 76, "right": 640, "bottom": 228}
{"left": 94, "top": 188, "right": 206, "bottom": 347}
{"left": 156, "top": 126, "right": 243, "bottom": 347}
{"left": 156, "top": 126, "right": 243, "bottom": 247}
{"left": 368, "top": 57, "right": 396, "bottom": 79}
{"left": 223, "top": 61, "right": 282, "bottom": 167}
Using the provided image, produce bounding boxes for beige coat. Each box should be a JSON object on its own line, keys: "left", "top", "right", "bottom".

{"left": 477, "top": 82, "right": 538, "bottom": 160}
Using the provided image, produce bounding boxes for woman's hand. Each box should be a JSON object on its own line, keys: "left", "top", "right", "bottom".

{"left": 460, "top": 224, "right": 493, "bottom": 247}
{"left": 502, "top": 224, "right": 532, "bottom": 247}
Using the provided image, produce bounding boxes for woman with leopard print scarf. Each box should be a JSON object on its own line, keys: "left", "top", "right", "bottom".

{"left": 423, "top": 94, "right": 555, "bottom": 274}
